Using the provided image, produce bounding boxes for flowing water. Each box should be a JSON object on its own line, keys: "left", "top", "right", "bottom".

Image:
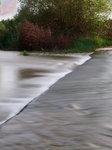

{"left": 17, "top": 51, "right": 112, "bottom": 150}
{"left": 0, "top": 50, "right": 91, "bottom": 125}
{"left": 1, "top": 51, "right": 112, "bottom": 150}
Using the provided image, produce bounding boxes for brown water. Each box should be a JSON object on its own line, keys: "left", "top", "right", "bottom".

{"left": 0, "top": 50, "right": 91, "bottom": 124}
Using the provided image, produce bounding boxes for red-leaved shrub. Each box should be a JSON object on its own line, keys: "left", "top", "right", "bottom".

{"left": 18, "top": 19, "right": 71, "bottom": 51}
{"left": 55, "top": 34, "right": 71, "bottom": 49}
{"left": 18, "top": 20, "right": 52, "bottom": 50}
{"left": 106, "top": 21, "right": 112, "bottom": 38}
{"left": 107, "top": 29, "right": 112, "bottom": 38}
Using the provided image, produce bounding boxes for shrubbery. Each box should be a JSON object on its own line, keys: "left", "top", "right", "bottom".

{"left": 1, "top": 18, "right": 112, "bottom": 52}
{"left": 18, "top": 20, "right": 71, "bottom": 51}
{"left": 54, "top": 34, "right": 71, "bottom": 50}
{"left": 0, "top": 19, "right": 18, "bottom": 49}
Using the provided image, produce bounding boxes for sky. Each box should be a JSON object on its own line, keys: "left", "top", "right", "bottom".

{"left": 0, "top": 0, "right": 18, "bottom": 21}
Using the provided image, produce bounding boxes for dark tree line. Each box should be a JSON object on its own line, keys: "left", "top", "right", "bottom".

{"left": 0, "top": 0, "right": 112, "bottom": 51}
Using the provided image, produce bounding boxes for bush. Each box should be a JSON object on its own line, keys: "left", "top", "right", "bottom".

{"left": 18, "top": 19, "right": 72, "bottom": 51}
{"left": 22, "top": 50, "right": 29, "bottom": 56}
{"left": 54, "top": 34, "right": 71, "bottom": 50}
{"left": 95, "top": 36, "right": 112, "bottom": 47}
{"left": 18, "top": 20, "right": 53, "bottom": 50}
{"left": 72, "top": 37, "right": 97, "bottom": 52}
{"left": 71, "top": 36, "right": 112, "bottom": 53}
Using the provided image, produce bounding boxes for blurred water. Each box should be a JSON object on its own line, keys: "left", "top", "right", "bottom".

{"left": 18, "top": 51, "right": 112, "bottom": 150}
{"left": 0, "top": 50, "right": 91, "bottom": 124}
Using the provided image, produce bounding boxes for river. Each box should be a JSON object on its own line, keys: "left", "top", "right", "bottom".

{"left": 1, "top": 51, "right": 112, "bottom": 149}
{"left": 19, "top": 50, "right": 112, "bottom": 150}
{"left": 0, "top": 50, "right": 91, "bottom": 124}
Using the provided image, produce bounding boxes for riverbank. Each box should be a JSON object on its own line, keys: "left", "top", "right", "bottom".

{"left": 2, "top": 36, "right": 112, "bottom": 54}
{"left": 95, "top": 47, "right": 112, "bottom": 51}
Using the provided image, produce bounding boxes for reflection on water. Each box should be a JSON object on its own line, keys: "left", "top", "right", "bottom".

{"left": 19, "top": 69, "right": 45, "bottom": 79}
{"left": 0, "top": 50, "right": 91, "bottom": 124}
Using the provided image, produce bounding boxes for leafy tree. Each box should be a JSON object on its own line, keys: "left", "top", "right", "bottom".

{"left": 18, "top": 0, "right": 112, "bottom": 34}
{"left": 0, "top": 22, "right": 6, "bottom": 32}
{"left": 0, "top": 19, "right": 18, "bottom": 49}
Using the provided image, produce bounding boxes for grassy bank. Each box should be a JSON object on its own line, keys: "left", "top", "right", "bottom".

{"left": 20, "top": 36, "right": 112, "bottom": 56}
{"left": 1, "top": 35, "right": 112, "bottom": 55}
{"left": 1, "top": 19, "right": 112, "bottom": 54}
{"left": 1, "top": 34, "right": 112, "bottom": 54}
{"left": 60, "top": 36, "right": 112, "bottom": 53}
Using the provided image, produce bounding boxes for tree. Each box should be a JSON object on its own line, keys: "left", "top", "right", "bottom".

{"left": 0, "top": 19, "right": 18, "bottom": 49}
{"left": 18, "top": 0, "right": 112, "bottom": 34}
{"left": 0, "top": 22, "right": 6, "bottom": 32}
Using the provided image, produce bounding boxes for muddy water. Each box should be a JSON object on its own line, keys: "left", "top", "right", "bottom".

{"left": 0, "top": 50, "right": 91, "bottom": 124}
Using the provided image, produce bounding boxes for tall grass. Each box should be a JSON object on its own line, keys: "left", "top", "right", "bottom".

{"left": 72, "top": 37, "right": 97, "bottom": 52}
{"left": 66, "top": 36, "right": 112, "bottom": 53}
{"left": 95, "top": 36, "right": 112, "bottom": 48}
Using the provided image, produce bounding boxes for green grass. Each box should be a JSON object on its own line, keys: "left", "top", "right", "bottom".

{"left": 63, "top": 36, "right": 112, "bottom": 53}
{"left": 71, "top": 37, "right": 97, "bottom": 53}
{"left": 22, "top": 50, "right": 29, "bottom": 56}
{"left": 95, "top": 36, "right": 112, "bottom": 48}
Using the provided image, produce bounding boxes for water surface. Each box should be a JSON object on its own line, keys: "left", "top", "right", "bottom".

{"left": 0, "top": 50, "right": 90, "bottom": 124}
{"left": 19, "top": 51, "right": 112, "bottom": 150}
{"left": 1, "top": 51, "right": 112, "bottom": 150}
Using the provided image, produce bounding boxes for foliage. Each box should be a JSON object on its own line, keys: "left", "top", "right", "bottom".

{"left": 54, "top": 34, "right": 71, "bottom": 49}
{"left": 18, "top": 19, "right": 72, "bottom": 50}
{"left": 18, "top": 0, "right": 112, "bottom": 34}
{"left": 70, "top": 36, "right": 112, "bottom": 53}
{"left": 0, "top": 19, "right": 18, "bottom": 49}
{"left": 72, "top": 37, "right": 97, "bottom": 52}
{"left": 106, "top": 20, "right": 112, "bottom": 40}
{"left": 18, "top": 19, "right": 53, "bottom": 50}
{"left": 0, "top": 22, "right": 6, "bottom": 32}
{"left": 22, "top": 50, "right": 29, "bottom": 56}
{"left": 95, "top": 36, "right": 112, "bottom": 47}
{"left": 0, "top": 0, "right": 112, "bottom": 52}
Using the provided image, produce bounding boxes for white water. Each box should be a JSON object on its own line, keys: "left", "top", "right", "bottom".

{"left": 0, "top": 51, "right": 91, "bottom": 124}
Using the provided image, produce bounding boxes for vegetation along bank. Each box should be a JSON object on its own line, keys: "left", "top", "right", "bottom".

{"left": 1, "top": 0, "right": 112, "bottom": 53}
